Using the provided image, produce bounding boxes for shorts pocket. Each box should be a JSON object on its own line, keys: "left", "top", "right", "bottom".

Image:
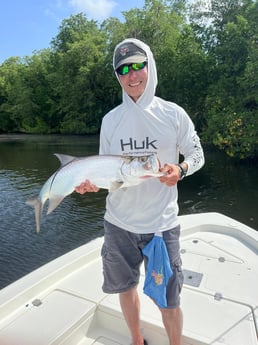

{"left": 172, "top": 259, "right": 184, "bottom": 293}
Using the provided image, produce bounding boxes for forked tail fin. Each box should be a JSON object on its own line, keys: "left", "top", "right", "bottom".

{"left": 26, "top": 198, "right": 43, "bottom": 234}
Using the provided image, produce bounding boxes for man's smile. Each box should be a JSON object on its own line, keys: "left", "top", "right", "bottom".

{"left": 129, "top": 81, "right": 142, "bottom": 87}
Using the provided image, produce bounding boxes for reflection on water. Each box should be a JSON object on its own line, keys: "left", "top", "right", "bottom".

{"left": 0, "top": 134, "right": 257, "bottom": 290}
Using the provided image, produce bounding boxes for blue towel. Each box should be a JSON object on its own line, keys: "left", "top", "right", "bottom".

{"left": 142, "top": 234, "right": 173, "bottom": 308}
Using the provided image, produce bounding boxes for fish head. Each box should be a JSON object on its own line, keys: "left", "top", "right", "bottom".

{"left": 121, "top": 154, "right": 163, "bottom": 178}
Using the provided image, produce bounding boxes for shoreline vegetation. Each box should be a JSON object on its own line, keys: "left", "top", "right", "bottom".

{"left": 0, "top": 0, "right": 257, "bottom": 160}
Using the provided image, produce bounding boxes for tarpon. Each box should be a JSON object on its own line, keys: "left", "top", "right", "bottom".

{"left": 26, "top": 153, "right": 163, "bottom": 233}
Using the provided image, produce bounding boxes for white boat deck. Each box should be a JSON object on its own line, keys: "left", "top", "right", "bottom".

{"left": 0, "top": 213, "right": 257, "bottom": 345}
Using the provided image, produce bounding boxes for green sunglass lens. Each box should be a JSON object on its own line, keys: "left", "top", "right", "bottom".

{"left": 121, "top": 66, "right": 129, "bottom": 75}
{"left": 132, "top": 62, "right": 145, "bottom": 71}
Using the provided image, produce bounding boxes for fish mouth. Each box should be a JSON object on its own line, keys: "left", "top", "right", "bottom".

{"left": 140, "top": 172, "right": 164, "bottom": 179}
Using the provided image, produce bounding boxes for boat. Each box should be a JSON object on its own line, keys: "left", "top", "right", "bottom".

{"left": 0, "top": 212, "right": 257, "bottom": 345}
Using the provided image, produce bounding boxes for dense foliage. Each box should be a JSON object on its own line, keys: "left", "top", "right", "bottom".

{"left": 0, "top": 0, "right": 257, "bottom": 160}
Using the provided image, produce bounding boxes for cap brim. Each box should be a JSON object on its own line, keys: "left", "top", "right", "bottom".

{"left": 115, "top": 55, "right": 147, "bottom": 70}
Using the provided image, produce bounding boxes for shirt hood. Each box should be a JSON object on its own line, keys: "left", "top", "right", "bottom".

{"left": 113, "top": 38, "right": 158, "bottom": 109}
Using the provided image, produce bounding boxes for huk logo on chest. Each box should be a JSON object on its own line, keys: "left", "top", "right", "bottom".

{"left": 120, "top": 137, "right": 158, "bottom": 151}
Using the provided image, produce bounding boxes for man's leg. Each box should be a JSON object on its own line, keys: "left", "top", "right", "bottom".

{"left": 119, "top": 287, "right": 145, "bottom": 345}
{"left": 160, "top": 306, "right": 183, "bottom": 345}
{"left": 159, "top": 227, "right": 183, "bottom": 344}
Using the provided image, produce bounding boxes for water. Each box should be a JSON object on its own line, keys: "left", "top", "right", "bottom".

{"left": 0, "top": 134, "right": 257, "bottom": 290}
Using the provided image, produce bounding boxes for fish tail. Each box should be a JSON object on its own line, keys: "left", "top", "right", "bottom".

{"left": 26, "top": 198, "right": 43, "bottom": 234}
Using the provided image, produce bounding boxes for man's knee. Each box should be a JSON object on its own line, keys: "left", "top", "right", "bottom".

{"left": 159, "top": 306, "right": 182, "bottom": 320}
{"left": 119, "top": 286, "right": 138, "bottom": 299}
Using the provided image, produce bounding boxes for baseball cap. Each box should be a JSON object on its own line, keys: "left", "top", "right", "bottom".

{"left": 114, "top": 42, "right": 147, "bottom": 70}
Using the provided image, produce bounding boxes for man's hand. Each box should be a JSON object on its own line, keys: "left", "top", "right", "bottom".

{"left": 75, "top": 179, "right": 100, "bottom": 194}
{"left": 159, "top": 164, "right": 181, "bottom": 186}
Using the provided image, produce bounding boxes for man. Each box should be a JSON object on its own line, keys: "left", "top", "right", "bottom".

{"left": 76, "top": 38, "right": 204, "bottom": 345}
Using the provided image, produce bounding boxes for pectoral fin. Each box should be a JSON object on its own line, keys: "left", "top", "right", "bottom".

{"left": 109, "top": 181, "right": 124, "bottom": 192}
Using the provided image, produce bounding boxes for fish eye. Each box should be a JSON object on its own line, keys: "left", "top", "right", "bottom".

{"left": 122, "top": 156, "right": 132, "bottom": 163}
{"left": 139, "top": 156, "right": 148, "bottom": 162}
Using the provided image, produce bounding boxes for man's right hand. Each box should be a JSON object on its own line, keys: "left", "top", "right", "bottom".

{"left": 75, "top": 179, "right": 100, "bottom": 194}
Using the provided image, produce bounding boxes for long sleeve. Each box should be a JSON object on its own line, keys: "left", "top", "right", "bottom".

{"left": 177, "top": 110, "right": 205, "bottom": 176}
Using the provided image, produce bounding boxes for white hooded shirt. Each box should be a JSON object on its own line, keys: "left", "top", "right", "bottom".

{"left": 99, "top": 38, "right": 204, "bottom": 234}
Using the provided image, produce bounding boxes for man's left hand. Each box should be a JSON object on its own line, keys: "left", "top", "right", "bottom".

{"left": 159, "top": 164, "right": 181, "bottom": 186}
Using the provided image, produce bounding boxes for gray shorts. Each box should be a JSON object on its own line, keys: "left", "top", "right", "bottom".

{"left": 101, "top": 220, "right": 184, "bottom": 309}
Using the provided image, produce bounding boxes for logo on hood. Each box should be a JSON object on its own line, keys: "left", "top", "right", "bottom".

{"left": 120, "top": 46, "right": 129, "bottom": 56}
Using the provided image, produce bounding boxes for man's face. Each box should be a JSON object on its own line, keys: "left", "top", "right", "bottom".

{"left": 118, "top": 64, "right": 148, "bottom": 102}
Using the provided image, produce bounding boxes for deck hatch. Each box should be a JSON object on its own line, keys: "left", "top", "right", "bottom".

{"left": 183, "top": 269, "right": 203, "bottom": 287}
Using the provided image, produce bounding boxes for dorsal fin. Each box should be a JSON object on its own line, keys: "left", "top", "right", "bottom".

{"left": 54, "top": 153, "right": 76, "bottom": 166}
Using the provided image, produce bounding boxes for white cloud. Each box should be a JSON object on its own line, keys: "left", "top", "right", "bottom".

{"left": 69, "top": 0, "right": 117, "bottom": 20}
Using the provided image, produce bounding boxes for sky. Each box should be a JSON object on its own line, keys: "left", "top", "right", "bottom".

{"left": 0, "top": 0, "right": 145, "bottom": 63}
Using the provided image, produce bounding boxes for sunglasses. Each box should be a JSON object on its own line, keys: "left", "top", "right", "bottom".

{"left": 116, "top": 61, "right": 147, "bottom": 76}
